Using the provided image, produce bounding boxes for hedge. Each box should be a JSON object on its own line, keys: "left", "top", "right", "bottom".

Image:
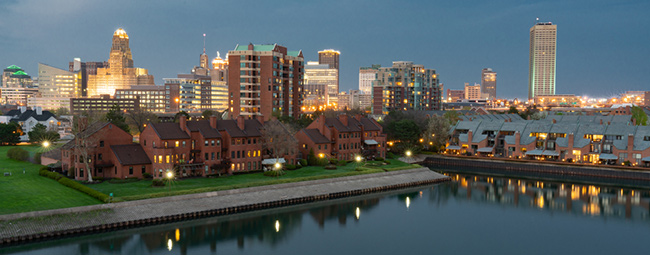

{"left": 152, "top": 179, "right": 165, "bottom": 187}
{"left": 39, "top": 168, "right": 110, "bottom": 203}
{"left": 7, "top": 147, "right": 29, "bottom": 161}
{"left": 263, "top": 170, "right": 285, "bottom": 177}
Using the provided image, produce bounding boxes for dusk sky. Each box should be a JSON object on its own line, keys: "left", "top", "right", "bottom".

{"left": 1, "top": 0, "right": 649, "bottom": 99}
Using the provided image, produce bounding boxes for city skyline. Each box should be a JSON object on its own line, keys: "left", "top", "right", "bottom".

{"left": 1, "top": 0, "right": 649, "bottom": 99}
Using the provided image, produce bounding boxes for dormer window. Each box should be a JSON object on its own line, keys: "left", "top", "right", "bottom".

{"left": 99, "top": 141, "right": 104, "bottom": 147}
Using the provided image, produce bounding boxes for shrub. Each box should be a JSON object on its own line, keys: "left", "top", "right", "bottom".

{"left": 375, "top": 157, "right": 384, "bottom": 161}
{"left": 387, "top": 152, "right": 396, "bottom": 159}
{"left": 152, "top": 179, "right": 165, "bottom": 187}
{"left": 34, "top": 152, "right": 42, "bottom": 164}
{"left": 109, "top": 177, "right": 140, "bottom": 184}
{"left": 336, "top": 160, "right": 347, "bottom": 166}
{"left": 329, "top": 158, "right": 339, "bottom": 165}
{"left": 7, "top": 147, "right": 29, "bottom": 161}
{"left": 39, "top": 168, "right": 64, "bottom": 181}
{"left": 285, "top": 164, "right": 297, "bottom": 170}
{"left": 384, "top": 160, "right": 391, "bottom": 165}
{"left": 299, "top": 159, "right": 308, "bottom": 166}
{"left": 57, "top": 177, "right": 110, "bottom": 202}
{"left": 142, "top": 173, "right": 153, "bottom": 179}
{"left": 324, "top": 164, "right": 337, "bottom": 170}
{"left": 263, "top": 170, "right": 285, "bottom": 177}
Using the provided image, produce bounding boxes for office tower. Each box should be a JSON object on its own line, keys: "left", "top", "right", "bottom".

{"left": 359, "top": 64, "right": 380, "bottom": 95}
{"left": 211, "top": 51, "right": 228, "bottom": 82}
{"left": 304, "top": 61, "right": 337, "bottom": 103}
{"left": 446, "top": 89, "right": 464, "bottom": 103}
{"left": 371, "top": 61, "right": 440, "bottom": 115}
{"left": 87, "top": 28, "right": 154, "bottom": 96}
{"left": 38, "top": 63, "right": 81, "bottom": 98}
{"left": 318, "top": 49, "right": 340, "bottom": 99}
{"left": 227, "top": 43, "right": 304, "bottom": 119}
{"left": 529, "top": 22, "right": 557, "bottom": 99}
{"left": 2, "top": 65, "right": 33, "bottom": 88}
{"left": 69, "top": 58, "right": 108, "bottom": 97}
{"left": 481, "top": 68, "right": 496, "bottom": 99}
{"left": 464, "top": 83, "right": 484, "bottom": 100}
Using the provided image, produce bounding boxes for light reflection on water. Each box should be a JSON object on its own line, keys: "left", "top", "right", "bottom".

{"left": 3, "top": 170, "right": 650, "bottom": 255}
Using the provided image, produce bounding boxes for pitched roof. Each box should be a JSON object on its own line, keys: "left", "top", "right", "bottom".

{"left": 186, "top": 120, "right": 221, "bottom": 139}
{"left": 111, "top": 144, "right": 151, "bottom": 166}
{"left": 5, "top": 65, "right": 21, "bottom": 70}
{"left": 5, "top": 109, "right": 56, "bottom": 122}
{"left": 42, "top": 148, "right": 62, "bottom": 161}
{"left": 216, "top": 119, "right": 262, "bottom": 137}
{"left": 150, "top": 122, "right": 190, "bottom": 140}
{"left": 303, "top": 129, "right": 330, "bottom": 144}
{"left": 359, "top": 117, "right": 381, "bottom": 131}
{"left": 60, "top": 122, "right": 111, "bottom": 150}
{"left": 234, "top": 44, "right": 276, "bottom": 51}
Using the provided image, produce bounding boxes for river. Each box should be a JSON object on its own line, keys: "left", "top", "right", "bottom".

{"left": 2, "top": 168, "right": 649, "bottom": 254}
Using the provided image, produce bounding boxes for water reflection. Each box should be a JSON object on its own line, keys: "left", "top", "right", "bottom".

{"left": 442, "top": 172, "right": 650, "bottom": 220}
{"left": 3, "top": 171, "right": 650, "bottom": 254}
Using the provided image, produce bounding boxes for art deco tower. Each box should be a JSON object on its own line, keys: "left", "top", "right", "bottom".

{"left": 87, "top": 28, "right": 154, "bottom": 96}
{"left": 528, "top": 22, "right": 557, "bottom": 99}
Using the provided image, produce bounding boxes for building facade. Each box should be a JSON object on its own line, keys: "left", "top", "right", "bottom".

{"left": 481, "top": 68, "right": 496, "bottom": 99}
{"left": 87, "top": 28, "right": 154, "bottom": 96}
{"left": 464, "top": 83, "right": 484, "bottom": 100}
{"left": 529, "top": 22, "right": 557, "bottom": 99}
{"left": 115, "top": 85, "right": 167, "bottom": 113}
{"left": 304, "top": 61, "right": 337, "bottom": 106}
{"left": 1, "top": 87, "right": 39, "bottom": 106}
{"left": 359, "top": 65, "right": 380, "bottom": 95}
{"left": 38, "top": 63, "right": 81, "bottom": 98}
{"left": 3, "top": 65, "right": 33, "bottom": 88}
{"left": 371, "top": 61, "right": 441, "bottom": 115}
{"left": 70, "top": 95, "right": 139, "bottom": 114}
{"left": 27, "top": 97, "right": 71, "bottom": 111}
{"left": 163, "top": 74, "right": 226, "bottom": 113}
{"left": 446, "top": 89, "right": 465, "bottom": 103}
{"left": 318, "top": 49, "right": 340, "bottom": 99}
{"left": 227, "top": 43, "right": 304, "bottom": 119}
{"left": 69, "top": 58, "right": 109, "bottom": 97}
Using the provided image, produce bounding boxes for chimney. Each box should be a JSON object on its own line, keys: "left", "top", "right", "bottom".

{"left": 627, "top": 134, "right": 634, "bottom": 152}
{"left": 552, "top": 119, "right": 556, "bottom": 124}
{"left": 258, "top": 115, "right": 265, "bottom": 124}
{"left": 527, "top": 115, "right": 531, "bottom": 120}
{"left": 237, "top": 115, "right": 245, "bottom": 130}
{"left": 568, "top": 133, "right": 574, "bottom": 150}
{"left": 248, "top": 43, "right": 254, "bottom": 50}
{"left": 180, "top": 115, "right": 187, "bottom": 133}
{"left": 467, "top": 130, "right": 473, "bottom": 149}
{"left": 600, "top": 119, "right": 603, "bottom": 125}
{"left": 35, "top": 106, "right": 42, "bottom": 115}
{"left": 514, "top": 131, "right": 521, "bottom": 157}
{"left": 210, "top": 116, "right": 217, "bottom": 129}
{"left": 633, "top": 118, "right": 637, "bottom": 126}
{"left": 607, "top": 121, "right": 610, "bottom": 125}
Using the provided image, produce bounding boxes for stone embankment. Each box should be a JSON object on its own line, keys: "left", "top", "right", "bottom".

{"left": 0, "top": 167, "right": 448, "bottom": 245}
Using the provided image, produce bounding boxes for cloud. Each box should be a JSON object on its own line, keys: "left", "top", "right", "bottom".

{"left": 0, "top": 0, "right": 95, "bottom": 39}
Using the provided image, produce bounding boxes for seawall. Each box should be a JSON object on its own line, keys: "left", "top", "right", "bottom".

{"left": 0, "top": 167, "right": 449, "bottom": 245}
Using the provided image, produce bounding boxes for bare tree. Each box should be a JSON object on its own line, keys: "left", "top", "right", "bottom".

{"left": 262, "top": 120, "right": 298, "bottom": 163}
{"left": 125, "top": 108, "right": 159, "bottom": 134}
{"left": 71, "top": 110, "right": 103, "bottom": 181}
{"left": 423, "top": 115, "right": 451, "bottom": 152}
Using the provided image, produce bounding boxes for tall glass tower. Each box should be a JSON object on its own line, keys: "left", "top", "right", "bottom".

{"left": 528, "top": 22, "right": 557, "bottom": 100}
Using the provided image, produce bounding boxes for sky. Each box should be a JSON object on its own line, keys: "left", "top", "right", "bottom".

{"left": 1, "top": 0, "right": 649, "bottom": 99}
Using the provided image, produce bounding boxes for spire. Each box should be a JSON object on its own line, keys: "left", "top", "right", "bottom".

{"left": 203, "top": 33, "right": 206, "bottom": 54}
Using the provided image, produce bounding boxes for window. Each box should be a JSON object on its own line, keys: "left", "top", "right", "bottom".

{"left": 205, "top": 153, "right": 209, "bottom": 160}
{"left": 211, "top": 140, "right": 215, "bottom": 146}
{"left": 182, "top": 141, "right": 186, "bottom": 147}
{"left": 237, "top": 151, "right": 241, "bottom": 158}
{"left": 153, "top": 141, "right": 156, "bottom": 147}
{"left": 79, "top": 168, "right": 83, "bottom": 177}
{"left": 129, "top": 167, "right": 133, "bottom": 175}
{"left": 99, "top": 141, "right": 104, "bottom": 147}
{"left": 175, "top": 141, "right": 179, "bottom": 147}
{"left": 98, "top": 154, "right": 103, "bottom": 160}
{"left": 211, "top": 152, "right": 215, "bottom": 160}
{"left": 142, "top": 166, "right": 146, "bottom": 174}
{"left": 143, "top": 140, "right": 146, "bottom": 146}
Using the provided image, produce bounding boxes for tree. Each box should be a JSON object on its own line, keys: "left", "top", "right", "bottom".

{"left": 105, "top": 105, "right": 130, "bottom": 133}
{"left": 0, "top": 123, "right": 21, "bottom": 146}
{"left": 631, "top": 106, "right": 648, "bottom": 126}
{"left": 442, "top": 110, "right": 461, "bottom": 125}
{"left": 202, "top": 110, "right": 214, "bottom": 119}
{"left": 174, "top": 111, "right": 190, "bottom": 123}
{"left": 262, "top": 120, "right": 298, "bottom": 162}
{"left": 71, "top": 111, "right": 103, "bottom": 181}
{"left": 386, "top": 119, "right": 421, "bottom": 145}
{"left": 423, "top": 116, "right": 451, "bottom": 152}
{"left": 507, "top": 106, "right": 519, "bottom": 114}
{"left": 28, "top": 123, "right": 60, "bottom": 143}
{"left": 125, "top": 108, "right": 159, "bottom": 134}
{"left": 53, "top": 107, "right": 70, "bottom": 117}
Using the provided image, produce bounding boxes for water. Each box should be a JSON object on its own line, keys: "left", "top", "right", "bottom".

{"left": 3, "top": 169, "right": 650, "bottom": 254}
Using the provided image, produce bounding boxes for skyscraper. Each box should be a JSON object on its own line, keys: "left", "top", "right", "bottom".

{"left": 359, "top": 64, "right": 380, "bottom": 95}
{"left": 529, "top": 22, "right": 557, "bottom": 99}
{"left": 87, "top": 28, "right": 154, "bottom": 96}
{"left": 318, "top": 49, "right": 340, "bottom": 100}
{"left": 481, "top": 68, "right": 496, "bottom": 99}
{"left": 304, "top": 61, "right": 338, "bottom": 105}
{"left": 227, "top": 43, "right": 304, "bottom": 119}
{"left": 38, "top": 63, "right": 81, "bottom": 98}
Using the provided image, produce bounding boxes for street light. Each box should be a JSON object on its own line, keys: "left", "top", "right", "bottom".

{"left": 355, "top": 155, "right": 362, "bottom": 162}
{"left": 166, "top": 171, "right": 174, "bottom": 179}
{"left": 42, "top": 141, "right": 50, "bottom": 147}
{"left": 405, "top": 150, "right": 412, "bottom": 157}
{"left": 274, "top": 162, "right": 282, "bottom": 170}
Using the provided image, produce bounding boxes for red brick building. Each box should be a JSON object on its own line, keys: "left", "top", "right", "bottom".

{"left": 296, "top": 115, "right": 387, "bottom": 161}
{"left": 61, "top": 122, "right": 151, "bottom": 181}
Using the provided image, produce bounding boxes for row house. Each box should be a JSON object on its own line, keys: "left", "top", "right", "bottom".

{"left": 296, "top": 114, "right": 386, "bottom": 161}
{"left": 61, "top": 122, "right": 152, "bottom": 181}
{"left": 446, "top": 116, "right": 650, "bottom": 166}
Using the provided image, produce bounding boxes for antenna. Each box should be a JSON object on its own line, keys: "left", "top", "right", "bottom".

{"left": 202, "top": 33, "right": 206, "bottom": 54}
{"left": 217, "top": 51, "right": 220, "bottom": 58}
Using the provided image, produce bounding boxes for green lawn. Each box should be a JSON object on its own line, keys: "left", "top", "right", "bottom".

{"left": 88, "top": 158, "right": 414, "bottom": 201}
{"left": 0, "top": 145, "right": 102, "bottom": 215}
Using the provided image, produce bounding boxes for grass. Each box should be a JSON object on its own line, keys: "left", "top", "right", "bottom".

{"left": 88, "top": 158, "right": 416, "bottom": 201}
{"left": 0, "top": 145, "right": 102, "bottom": 215}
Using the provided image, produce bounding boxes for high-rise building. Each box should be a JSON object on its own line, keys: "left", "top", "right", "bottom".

{"left": 464, "top": 83, "right": 485, "bottom": 100}
{"left": 371, "top": 61, "right": 440, "bottom": 115}
{"left": 446, "top": 89, "right": 464, "bottom": 103}
{"left": 38, "top": 63, "right": 81, "bottom": 98}
{"left": 529, "top": 22, "right": 557, "bottom": 99}
{"left": 2, "top": 65, "right": 33, "bottom": 88}
{"left": 69, "top": 58, "right": 108, "bottom": 97}
{"left": 481, "top": 68, "right": 496, "bottom": 99}
{"left": 359, "top": 64, "right": 380, "bottom": 95}
{"left": 115, "top": 85, "right": 167, "bottom": 113}
{"left": 87, "top": 28, "right": 154, "bottom": 96}
{"left": 227, "top": 43, "right": 304, "bottom": 120}
{"left": 304, "top": 61, "right": 337, "bottom": 105}
{"left": 210, "top": 51, "right": 228, "bottom": 83}
{"left": 318, "top": 49, "right": 340, "bottom": 101}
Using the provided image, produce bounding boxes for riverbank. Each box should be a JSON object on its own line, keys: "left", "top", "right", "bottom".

{"left": 0, "top": 167, "right": 448, "bottom": 245}
{"left": 424, "top": 155, "right": 650, "bottom": 188}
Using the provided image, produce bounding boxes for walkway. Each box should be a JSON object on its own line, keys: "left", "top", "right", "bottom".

{"left": 0, "top": 167, "right": 448, "bottom": 243}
